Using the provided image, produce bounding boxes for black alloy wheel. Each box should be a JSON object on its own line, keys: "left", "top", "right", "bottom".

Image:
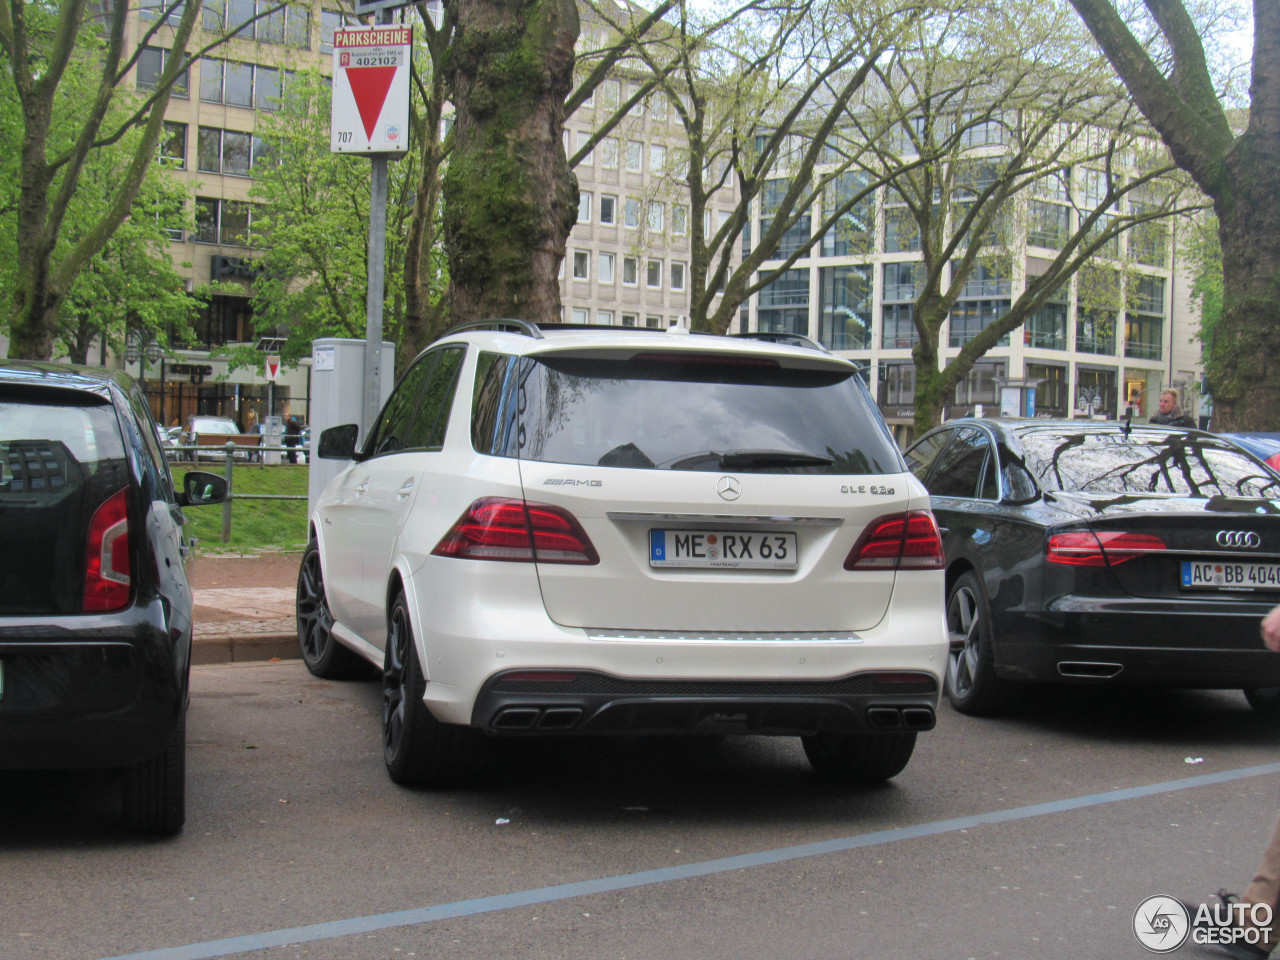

{"left": 945, "top": 571, "right": 1017, "bottom": 716}
{"left": 296, "top": 540, "right": 366, "bottom": 679}
{"left": 381, "top": 592, "right": 477, "bottom": 786}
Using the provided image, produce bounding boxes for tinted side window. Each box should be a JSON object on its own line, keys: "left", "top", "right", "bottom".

{"left": 129, "top": 385, "right": 175, "bottom": 503}
{"left": 925, "top": 426, "right": 991, "bottom": 498}
{"left": 472, "top": 351, "right": 519, "bottom": 455}
{"left": 904, "top": 430, "right": 952, "bottom": 481}
{"left": 403, "top": 346, "right": 465, "bottom": 450}
{"left": 366, "top": 354, "right": 436, "bottom": 456}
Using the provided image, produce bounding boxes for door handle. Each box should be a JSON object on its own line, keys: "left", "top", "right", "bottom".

{"left": 355, "top": 481, "right": 368, "bottom": 495}
{"left": 397, "top": 479, "right": 415, "bottom": 499}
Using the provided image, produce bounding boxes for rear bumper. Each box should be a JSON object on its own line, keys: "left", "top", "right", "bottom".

{"left": 471, "top": 670, "right": 938, "bottom": 737}
{"left": 0, "top": 599, "right": 189, "bottom": 769}
{"left": 994, "top": 595, "right": 1280, "bottom": 687}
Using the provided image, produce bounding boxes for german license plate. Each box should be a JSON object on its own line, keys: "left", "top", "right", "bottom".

{"left": 649, "top": 529, "right": 797, "bottom": 569}
{"left": 1181, "top": 561, "right": 1280, "bottom": 591}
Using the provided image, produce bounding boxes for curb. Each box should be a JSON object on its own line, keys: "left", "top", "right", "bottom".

{"left": 192, "top": 629, "right": 300, "bottom": 665}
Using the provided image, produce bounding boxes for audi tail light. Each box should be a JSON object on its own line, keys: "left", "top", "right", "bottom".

{"left": 432, "top": 497, "right": 599, "bottom": 565}
{"left": 84, "top": 486, "right": 132, "bottom": 612}
{"left": 844, "top": 511, "right": 945, "bottom": 570}
{"left": 1046, "top": 530, "right": 1166, "bottom": 566}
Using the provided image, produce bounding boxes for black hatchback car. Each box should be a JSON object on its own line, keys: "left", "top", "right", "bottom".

{"left": 0, "top": 362, "right": 226, "bottom": 834}
{"left": 903, "top": 419, "right": 1280, "bottom": 715}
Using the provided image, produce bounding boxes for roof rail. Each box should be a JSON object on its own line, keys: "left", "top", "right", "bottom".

{"left": 728, "top": 331, "right": 832, "bottom": 354}
{"left": 442, "top": 318, "right": 544, "bottom": 340}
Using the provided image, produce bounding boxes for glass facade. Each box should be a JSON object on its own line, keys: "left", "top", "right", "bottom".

{"left": 817, "top": 265, "right": 872, "bottom": 350}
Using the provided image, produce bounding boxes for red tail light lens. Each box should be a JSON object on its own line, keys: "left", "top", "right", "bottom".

{"left": 1046, "top": 530, "right": 1166, "bottom": 566}
{"left": 844, "top": 511, "right": 945, "bottom": 570}
{"left": 432, "top": 498, "right": 599, "bottom": 565}
{"left": 84, "top": 486, "right": 131, "bottom": 612}
{"left": 1266, "top": 453, "right": 1280, "bottom": 473}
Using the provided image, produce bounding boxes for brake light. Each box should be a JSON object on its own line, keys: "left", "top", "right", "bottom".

{"left": 1046, "top": 530, "right": 1166, "bottom": 566}
{"left": 84, "top": 486, "right": 131, "bottom": 611}
{"left": 432, "top": 498, "right": 599, "bottom": 564}
{"left": 1266, "top": 453, "right": 1280, "bottom": 473}
{"left": 844, "top": 511, "right": 945, "bottom": 570}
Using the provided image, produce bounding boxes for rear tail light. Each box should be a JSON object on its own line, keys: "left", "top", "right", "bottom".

{"left": 844, "top": 511, "right": 945, "bottom": 570}
{"left": 1046, "top": 530, "right": 1166, "bottom": 566}
{"left": 84, "top": 486, "right": 132, "bottom": 612}
{"left": 1266, "top": 453, "right": 1280, "bottom": 473}
{"left": 432, "top": 497, "right": 599, "bottom": 565}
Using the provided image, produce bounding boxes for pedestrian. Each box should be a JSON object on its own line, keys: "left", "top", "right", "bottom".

{"left": 1149, "top": 388, "right": 1196, "bottom": 428}
{"left": 284, "top": 415, "right": 301, "bottom": 464}
{"left": 1187, "top": 604, "right": 1280, "bottom": 959}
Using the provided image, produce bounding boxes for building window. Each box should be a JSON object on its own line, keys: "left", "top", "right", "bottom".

{"left": 623, "top": 256, "right": 638, "bottom": 285}
{"left": 198, "top": 127, "right": 254, "bottom": 176}
{"left": 646, "top": 259, "right": 663, "bottom": 288}
{"left": 570, "top": 307, "right": 590, "bottom": 324}
{"left": 670, "top": 261, "right": 686, "bottom": 291}
{"left": 208, "top": 1, "right": 311, "bottom": 48}
{"left": 651, "top": 94, "right": 668, "bottom": 121}
{"left": 600, "top": 137, "right": 618, "bottom": 170}
{"left": 601, "top": 79, "right": 620, "bottom": 110}
{"left": 195, "top": 197, "right": 255, "bottom": 246}
{"left": 883, "top": 206, "right": 920, "bottom": 254}
{"left": 883, "top": 262, "right": 918, "bottom": 303}
{"left": 757, "top": 268, "right": 809, "bottom": 336}
{"left": 577, "top": 191, "right": 592, "bottom": 223}
{"left": 646, "top": 315, "right": 662, "bottom": 329}
{"left": 818, "top": 264, "right": 872, "bottom": 350}
{"left": 952, "top": 361, "right": 1006, "bottom": 407}
{"left": 1028, "top": 200, "right": 1069, "bottom": 250}
{"left": 160, "top": 122, "right": 187, "bottom": 168}
{"left": 576, "top": 130, "right": 594, "bottom": 166}
{"left": 879, "top": 361, "right": 916, "bottom": 405}
{"left": 599, "top": 195, "right": 616, "bottom": 225}
{"left": 598, "top": 252, "right": 615, "bottom": 284}
{"left": 137, "top": 47, "right": 189, "bottom": 97}
{"left": 882, "top": 303, "right": 917, "bottom": 349}
{"left": 597, "top": 309, "right": 613, "bottom": 325}
{"left": 949, "top": 262, "right": 1012, "bottom": 348}
{"left": 1125, "top": 275, "right": 1164, "bottom": 360}
{"left": 1024, "top": 289, "right": 1068, "bottom": 350}
{"left": 760, "top": 178, "right": 810, "bottom": 259}
{"left": 139, "top": 0, "right": 186, "bottom": 23}
{"left": 201, "top": 58, "right": 281, "bottom": 110}
{"left": 624, "top": 198, "right": 640, "bottom": 229}
{"left": 821, "top": 171, "right": 873, "bottom": 257}
{"left": 626, "top": 140, "right": 643, "bottom": 173}
{"left": 621, "top": 313, "right": 637, "bottom": 327}
{"left": 1075, "top": 366, "right": 1118, "bottom": 417}
{"left": 1076, "top": 307, "right": 1117, "bottom": 355}
{"left": 650, "top": 144, "right": 667, "bottom": 175}
{"left": 1025, "top": 362, "right": 1068, "bottom": 417}
{"left": 672, "top": 205, "right": 688, "bottom": 236}
{"left": 647, "top": 201, "right": 665, "bottom": 233}
{"left": 572, "top": 250, "right": 590, "bottom": 280}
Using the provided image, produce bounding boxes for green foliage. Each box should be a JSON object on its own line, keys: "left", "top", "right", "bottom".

{"left": 238, "top": 67, "right": 425, "bottom": 374}
{"left": 175, "top": 464, "right": 310, "bottom": 554}
{"left": 1185, "top": 215, "right": 1223, "bottom": 361}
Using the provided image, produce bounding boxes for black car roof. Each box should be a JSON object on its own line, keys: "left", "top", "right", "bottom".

{"left": 0, "top": 360, "right": 133, "bottom": 400}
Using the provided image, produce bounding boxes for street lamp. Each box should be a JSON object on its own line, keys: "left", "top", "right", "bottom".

{"left": 126, "top": 330, "right": 166, "bottom": 422}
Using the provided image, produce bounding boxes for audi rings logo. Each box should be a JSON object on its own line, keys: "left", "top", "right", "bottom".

{"left": 717, "top": 476, "right": 742, "bottom": 501}
{"left": 1216, "top": 530, "right": 1262, "bottom": 549}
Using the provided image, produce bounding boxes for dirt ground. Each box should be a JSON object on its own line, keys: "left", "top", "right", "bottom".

{"left": 187, "top": 550, "right": 303, "bottom": 591}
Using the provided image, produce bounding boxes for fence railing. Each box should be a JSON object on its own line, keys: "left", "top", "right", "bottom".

{"left": 172, "top": 441, "right": 307, "bottom": 542}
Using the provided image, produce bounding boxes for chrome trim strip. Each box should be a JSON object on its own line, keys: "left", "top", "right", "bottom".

{"left": 586, "top": 629, "right": 864, "bottom": 643}
{"left": 605, "top": 512, "right": 844, "bottom": 526}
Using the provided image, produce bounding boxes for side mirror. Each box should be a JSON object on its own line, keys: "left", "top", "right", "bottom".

{"left": 177, "top": 471, "right": 228, "bottom": 506}
{"left": 318, "top": 424, "right": 361, "bottom": 460}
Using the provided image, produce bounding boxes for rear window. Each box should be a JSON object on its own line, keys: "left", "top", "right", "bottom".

{"left": 1018, "top": 430, "right": 1280, "bottom": 498}
{"left": 484, "top": 353, "right": 902, "bottom": 475}
{"left": 0, "top": 392, "right": 131, "bottom": 615}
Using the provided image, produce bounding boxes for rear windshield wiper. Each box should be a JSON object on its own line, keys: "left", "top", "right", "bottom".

{"left": 716, "top": 449, "right": 834, "bottom": 469}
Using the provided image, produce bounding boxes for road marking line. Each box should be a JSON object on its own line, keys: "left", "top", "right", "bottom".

{"left": 98, "top": 761, "right": 1280, "bottom": 960}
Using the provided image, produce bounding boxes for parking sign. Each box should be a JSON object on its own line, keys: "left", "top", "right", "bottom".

{"left": 330, "top": 26, "right": 412, "bottom": 154}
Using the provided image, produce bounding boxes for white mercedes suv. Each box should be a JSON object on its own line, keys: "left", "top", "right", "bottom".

{"left": 299, "top": 321, "right": 947, "bottom": 785}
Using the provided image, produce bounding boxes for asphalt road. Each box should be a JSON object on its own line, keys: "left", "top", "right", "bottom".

{"left": 4, "top": 662, "right": 1280, "bottom": 960}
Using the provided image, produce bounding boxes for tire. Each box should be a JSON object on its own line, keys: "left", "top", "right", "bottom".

{"left": 296, "top": 540, "right": 366, "bottom": 679}
{"left": 1245, "top": 687, "right": 1280, "bottom": 717}
{"left": 945, "top": 570, "right": 1018, "bottom": 716}
{"left": 802, "top": 731, "right": 917, "bottom": 783}
{"left": 122, "top": 713, "right": 186, "bottom": 836}
{"left": 382, "top": 592, "right": 478, "bottom": 786}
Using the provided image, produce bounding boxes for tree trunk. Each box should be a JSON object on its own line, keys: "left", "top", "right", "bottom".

{"left": 442, "top": 0, "right": 579, "bottom": 327}
{"left": 1208, "top": 184, "right": 1280, "bottom": 431}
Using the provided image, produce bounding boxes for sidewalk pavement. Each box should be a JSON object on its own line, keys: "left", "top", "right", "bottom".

{"left": 192, "top": 586, "right": 300, "bottom": 665}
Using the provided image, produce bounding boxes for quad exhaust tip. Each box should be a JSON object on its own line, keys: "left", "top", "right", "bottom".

{"left": 493, "top": 706, "right": 584, "bottom": 731}
{"left": 866, "top": 706, "right": 936, "bottom": 731}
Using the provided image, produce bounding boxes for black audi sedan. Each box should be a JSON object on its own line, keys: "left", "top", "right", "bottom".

{"left": 903, "top": 418, "right": 1280, "bottom": 716}
{"left": 0, "top": 362, "right": 226, "bottom": 834}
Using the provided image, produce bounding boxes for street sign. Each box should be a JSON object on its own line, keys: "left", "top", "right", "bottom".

{"left": 266, "top": 355, "right": 281, "bottom": 381}
{"left": 330, "top": 26, "right": 412, "bottom": 154}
